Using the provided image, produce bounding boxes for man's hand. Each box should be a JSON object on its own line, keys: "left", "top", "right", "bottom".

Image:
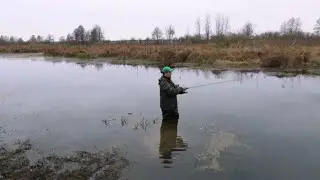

{"left": 181, "top": 87, "right": 188, "bottom": 94}
{"left": 177, "top": 87, "right": 188, "bottom": 94}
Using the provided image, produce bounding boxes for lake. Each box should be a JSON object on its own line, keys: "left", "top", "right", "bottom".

{"left": 1, "top": 55, "right": 320, "bottom": 180}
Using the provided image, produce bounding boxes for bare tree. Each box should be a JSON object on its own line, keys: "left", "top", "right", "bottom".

{"left": 9, "top": 36, "right": 17, "bottom": 43}
{"left": 314, "top": 18, "right": 320, "bottom": 36}
{"left": 66, "top": 33, "right": 74, "bottom": 43}
{"left": 152, "top": 27, "right": 163, "bottom": 42}
{"left": 0, "top": 36, "right": 8, "bottom": 44}
{"left": 85, "top": 31, "right": 91, "bottom": 43}
{"left": 185, "top": 26, "right": 191, "bottom": 40}
{"left": 166, "top": 25, "right": 175, "bottom": 41}
{"left": 36, "top": 35, "right": 43, "bottom": 43}
{"left": 59, "top": 36, "right": 66, "bottom": 43}
{"left": 17, "top": 38, "right": 24, "bottom": 43}
{"left": 196, "top": 17, "right": 201, "bottom": 39}
{"left": 241, "top": 22, "right": 254, "bottom": 37}
{"left": 280, "top": 22, "right": 287, "bottom": 35}
{"left": 204, "top": 14, "right": 211, "bottom": 40}
{"left": 3, "top": 36, "right": 9, "bottom": 42}
{"left": 73, "top": 25, "right": 86, "bottom": 44}
{"left": 45, "top": 34, "right": 54, "bottom": 44}
{"left": 280, "top": 17, "right": 302, "bottom": 35}
{"left": 215, "top": 13, "right": 229, "bottom": 36}
{"left": 90, "top": 25, "right": 104, "bottom": 43}
{"left": 29, "top": 35, "right": 37, "bottom": 43}
{"left": 0, "top": 37, "right": 6, "bottom": 44}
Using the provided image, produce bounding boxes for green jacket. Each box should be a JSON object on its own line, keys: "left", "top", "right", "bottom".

{"left": 158, "top": 76, "right": 184, "bottom": 111}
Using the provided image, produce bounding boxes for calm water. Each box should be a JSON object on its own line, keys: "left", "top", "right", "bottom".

{"left": 1, "top": 56, "right": 320, "bottom": 180}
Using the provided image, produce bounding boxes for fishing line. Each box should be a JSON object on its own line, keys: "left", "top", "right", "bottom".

{"left": 186, "top": 80, "right": 236, "bottom": 89}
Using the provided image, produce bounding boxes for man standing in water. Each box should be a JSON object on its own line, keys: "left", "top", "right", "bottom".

{"left": 158, "top": 66, "right": 188, "bottom": 120}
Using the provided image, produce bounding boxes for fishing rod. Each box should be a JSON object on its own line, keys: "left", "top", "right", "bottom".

{"left": 186, "top": 80, "right": 236, "bottom": 89}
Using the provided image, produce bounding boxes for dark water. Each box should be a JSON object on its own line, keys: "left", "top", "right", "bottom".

{"left": 1, "top": 56, "right": 320, "bottom": 180}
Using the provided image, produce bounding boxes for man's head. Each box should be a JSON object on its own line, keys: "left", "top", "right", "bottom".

{"left": 161, "top": 66, "right": 174, "bottom": 78}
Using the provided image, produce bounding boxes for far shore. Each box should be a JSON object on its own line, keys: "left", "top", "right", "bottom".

{"left": 1, "top": 43, "right": 320, "bottom": 76}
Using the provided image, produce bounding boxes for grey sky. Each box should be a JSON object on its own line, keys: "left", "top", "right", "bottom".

{"left": 0, "top": 0, "right": 319, "bottom": 40}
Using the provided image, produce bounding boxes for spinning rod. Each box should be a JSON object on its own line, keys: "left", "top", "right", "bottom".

{"left": 186, "top": 80, "right": 236, "bottom": 89}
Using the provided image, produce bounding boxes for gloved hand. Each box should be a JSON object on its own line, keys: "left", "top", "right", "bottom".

{"left": 181, "top": 87, "right": 188, "bottom": 94}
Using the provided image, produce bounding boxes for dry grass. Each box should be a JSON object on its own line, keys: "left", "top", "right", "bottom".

{"left": 1, "top": 43, "right": 320, "bottom": 69}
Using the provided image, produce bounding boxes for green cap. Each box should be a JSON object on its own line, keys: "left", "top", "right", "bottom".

{"left": 161, "top": 66, "right": 174, "bottom": 73}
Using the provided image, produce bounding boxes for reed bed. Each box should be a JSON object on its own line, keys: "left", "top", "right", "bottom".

{"left": 1, "top": 43, "right": 320, "bottom": 68}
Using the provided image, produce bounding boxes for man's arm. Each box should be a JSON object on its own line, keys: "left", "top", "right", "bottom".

{"left": 174, "top": 83, "right": 188, "bottom": 94}
{"left": 159, "top": 80, "right": 183, "bottom": 96}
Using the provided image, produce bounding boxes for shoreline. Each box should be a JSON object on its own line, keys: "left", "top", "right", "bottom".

{"left": 2, "top": 53, "right": 320, "bottom": 77}
{"left": 1, "top": 43, "right": 320, "bottom": 76}
{"left": 1, "top": 52, "right": 320, "bottom": 76}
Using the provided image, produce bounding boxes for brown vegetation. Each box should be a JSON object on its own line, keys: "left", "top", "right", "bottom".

{"left": 1, "top": 17, "right": 320, "bottom": 70}
{"left": 1, "top": 43, "right": 320, "bottom": 69}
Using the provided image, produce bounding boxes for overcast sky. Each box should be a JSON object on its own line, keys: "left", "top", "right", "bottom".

{"left": 0, "top": 0, "right": 319, "bottom": 40}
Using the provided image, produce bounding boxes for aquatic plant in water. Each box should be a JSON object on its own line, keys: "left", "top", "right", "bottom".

{"left": 0, "top": 138, "right": 129, "bottom": 180}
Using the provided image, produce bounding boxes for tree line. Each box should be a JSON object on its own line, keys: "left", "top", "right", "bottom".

{"left": 0, "top": 25, "right": 104, "bottom": 45}
{"left": 1, "top": 16, "right": 320, "bottom": 45}
{"left": 151, "top": 16, "right": 320, "bottom": 42}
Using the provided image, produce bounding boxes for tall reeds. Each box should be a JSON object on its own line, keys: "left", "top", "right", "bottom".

{"left": 1, "top": 43, "right": 319, "bottom": 68}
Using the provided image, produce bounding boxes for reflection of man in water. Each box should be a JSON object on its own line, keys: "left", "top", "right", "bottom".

{"left": 159, "top": 119, "right": 187, "bottom": 168}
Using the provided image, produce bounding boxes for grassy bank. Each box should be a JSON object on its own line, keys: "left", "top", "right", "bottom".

{"left": 1, "top": 43, "right": 320, "bottom": 69}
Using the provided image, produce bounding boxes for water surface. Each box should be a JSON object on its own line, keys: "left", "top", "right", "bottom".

{"left": 1, "top": 56, "right": 320, "bottom": 180}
